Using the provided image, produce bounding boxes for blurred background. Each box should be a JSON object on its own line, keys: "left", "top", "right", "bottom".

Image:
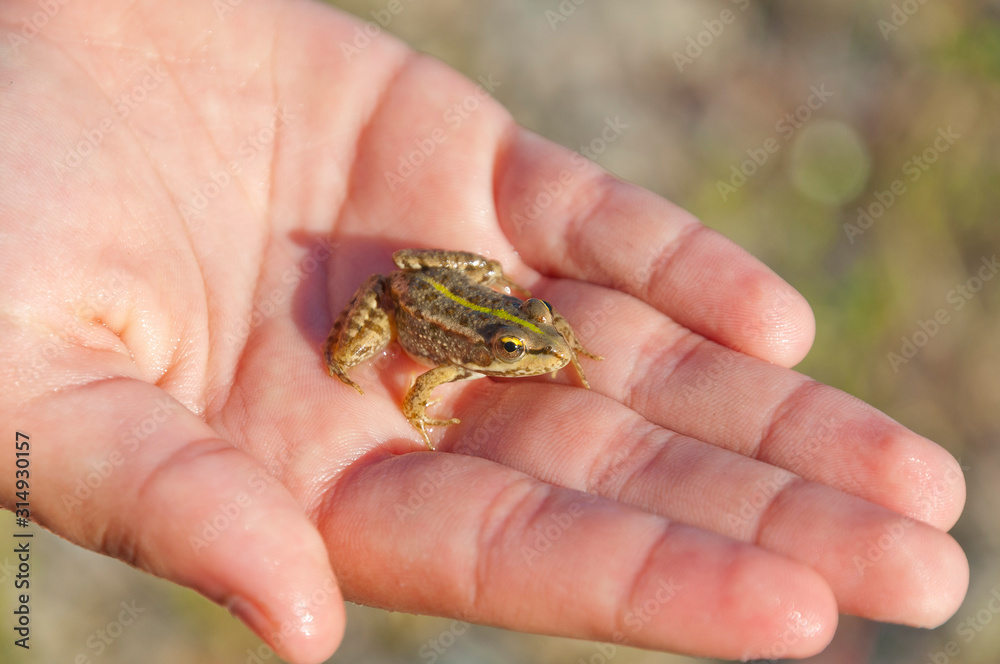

{"left": 3, "top": 0, "right": 998, "bottom": 662}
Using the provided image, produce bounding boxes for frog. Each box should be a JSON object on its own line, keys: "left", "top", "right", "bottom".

{"left": 323, "top": 248, "right": 602, "bottom": 448}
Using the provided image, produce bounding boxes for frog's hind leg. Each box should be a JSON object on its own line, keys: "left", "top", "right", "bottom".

{"left": 392, "top": 248, "right": 529, "bottom": 295}
{"left": 324, "top": 274, "right": 394, "bottom": 394}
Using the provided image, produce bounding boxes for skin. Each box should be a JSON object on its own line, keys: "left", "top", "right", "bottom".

{"left": 0, "top": 1, "right": 968, "bottom": 663}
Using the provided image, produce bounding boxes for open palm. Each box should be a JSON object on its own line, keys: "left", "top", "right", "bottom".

{"left": 0, "top": 1, "right": 967, "bottom": 662}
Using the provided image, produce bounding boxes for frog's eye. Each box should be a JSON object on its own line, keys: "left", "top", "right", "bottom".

{"left": 522, "top": 298, "right": 552, "bottom": 324}
{"left": 493, "top": 334, "right": 526, "bottom": 362}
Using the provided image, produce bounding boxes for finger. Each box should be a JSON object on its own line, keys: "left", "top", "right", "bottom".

{"left": 319, "top": 451, "right": 836, "bottom": 660}
{"left": 534, "top": 279, "right": 965, "bottom": 531}
{"left": 495, "top": 128, "right": 816, "bottom": 367}
{"left": 448, "top": 381, "right": 969, "bottom": 628}
{"left": 4, "top": 377, "right": 344, "bottom": 664}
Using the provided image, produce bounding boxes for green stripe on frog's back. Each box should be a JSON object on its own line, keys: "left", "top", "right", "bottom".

{"left": 421, "top": 275, "right": 543, "bottom": 334}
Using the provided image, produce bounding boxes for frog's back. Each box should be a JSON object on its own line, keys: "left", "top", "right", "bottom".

{"left": 390, "top": 268, "right": 526, "bottom": 367}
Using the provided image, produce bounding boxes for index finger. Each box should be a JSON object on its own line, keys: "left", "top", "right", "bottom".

{"left": 495, "top": 128, "right": 816, "bottom": 368}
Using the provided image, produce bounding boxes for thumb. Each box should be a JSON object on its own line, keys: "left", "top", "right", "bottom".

{"left": 3, "top": 377, "right": 344, "bottom": 664}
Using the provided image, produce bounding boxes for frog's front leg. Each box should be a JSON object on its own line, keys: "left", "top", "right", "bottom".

{"left": 392, "top": 248, "right": 528, "bottom": 295}
{"left": 402, "top": 364, "right": 480, "bottom": 448}
{"left": 549, "top": 309, "right": 603, "bottom": 389}
{"left": 324, "top": 273, "right": 394, "bottom": 394}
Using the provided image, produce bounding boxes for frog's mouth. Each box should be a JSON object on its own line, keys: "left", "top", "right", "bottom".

{"left": 475, "top": 346, "right": 568, "bottom": 377}
{"left": 527, "top": 346, "right": 571, "bottom": 370}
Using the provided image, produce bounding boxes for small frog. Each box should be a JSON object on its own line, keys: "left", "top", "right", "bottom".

{"left": 324, "top": 249, "right": 601, "bottom": 448}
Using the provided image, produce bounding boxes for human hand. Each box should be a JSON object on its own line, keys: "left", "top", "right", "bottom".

{"left": 0, "top": 1, "right": 967, "bottom": 662}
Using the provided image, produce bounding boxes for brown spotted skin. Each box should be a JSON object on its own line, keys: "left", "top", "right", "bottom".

{"left": 323, "top": 274, "right": 393, "bottom": 394}
{"left": 324, "top": 249, "right": 601, "bottom": 448}
{"left": 393, "top": 249, "right": 509, "bottom": 288}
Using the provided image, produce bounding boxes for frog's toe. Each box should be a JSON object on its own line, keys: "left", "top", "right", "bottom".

{"left": 425, "top": 416, "right": 461, "bottom": 427}
{"left": 569, "top": 357, "right": 592, "bottom": 389}
{"left": 413, "top": 422, "right": 434, "bottom": 449}
{"left": 409, "top": 416, "right": 460, "bottom": 450}
{"left": 329, "top": 366, "right": 365, "bottom": 395}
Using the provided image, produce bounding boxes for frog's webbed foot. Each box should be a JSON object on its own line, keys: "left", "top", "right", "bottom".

{"left": 324, "top": 274, "right": 393, "bottom": 394}
{"left": 403, "top": 364, "right": 479, "bottom": 449}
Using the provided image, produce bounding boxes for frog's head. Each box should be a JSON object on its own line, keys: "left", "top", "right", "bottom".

{"left": 478, "top": 298, "right": 573, "bottom": 377}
